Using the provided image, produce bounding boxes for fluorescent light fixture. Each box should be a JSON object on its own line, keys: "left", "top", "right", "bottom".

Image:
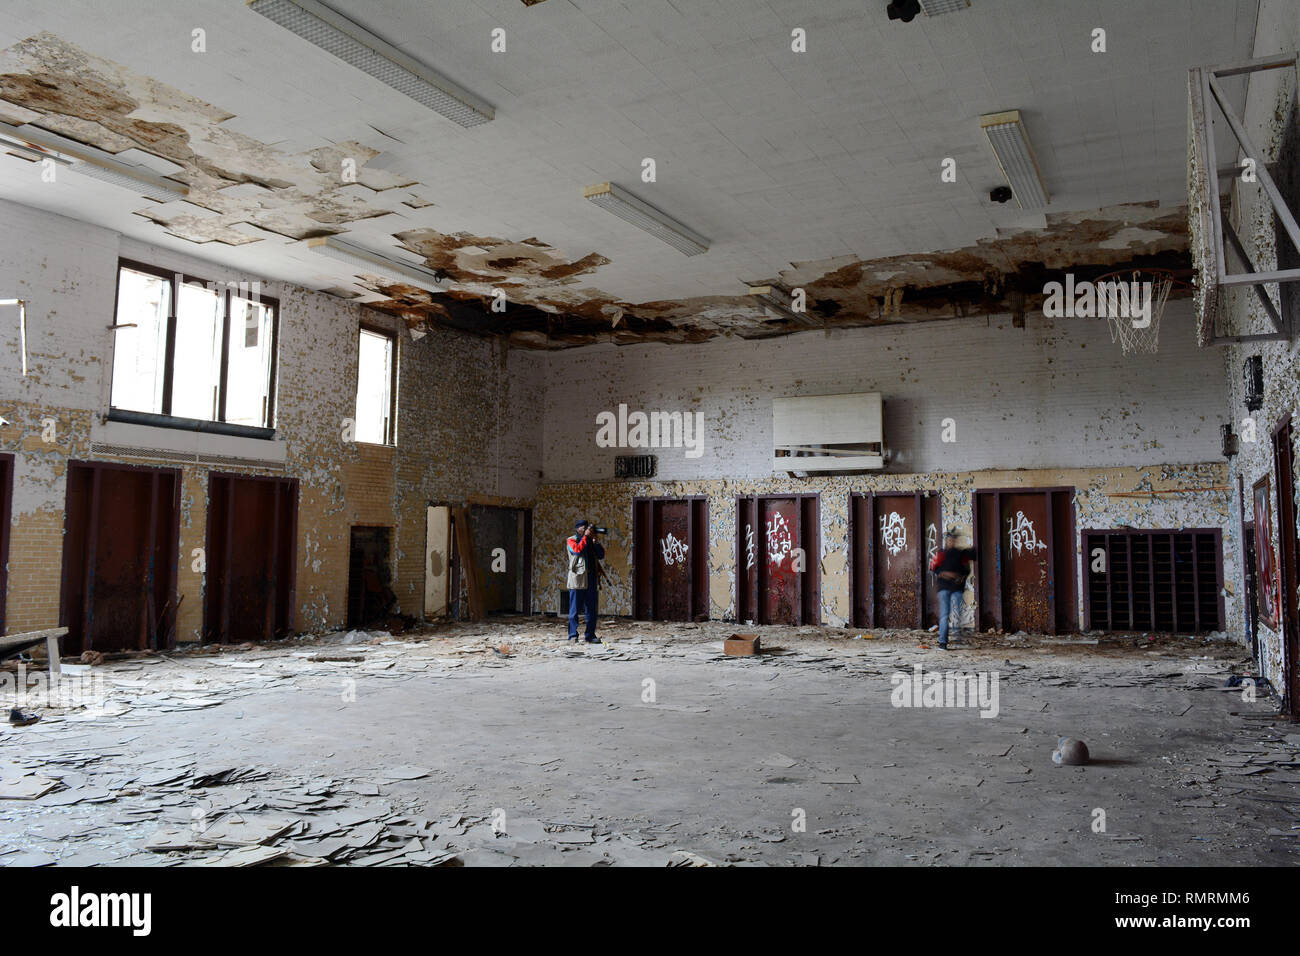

{"left": 747, "top": 284, "right": 816, "bottom": 326}
{"left": 980, "top": 110, "right": 1049, "bottom": 209}
{"left": 919, "top": 0, "right": 970, "bottom": 14}
{"left": 583, "top": 182, "right": 709, "bottom": 256}
{"left": 307, "top": 235, "right": 446, "bottom": 292}
{"left": 0, "top": 121, "right": 188, "bottom": 202}
{"left": 247, "top": 0, "right": 494, "bottom": 127}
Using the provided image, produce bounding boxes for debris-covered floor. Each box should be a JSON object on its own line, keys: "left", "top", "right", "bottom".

{"left": 2, "top": 617, "right": 1297, "bottom": 867}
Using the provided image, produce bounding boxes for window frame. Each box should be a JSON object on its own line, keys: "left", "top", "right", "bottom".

{"left": 355, "top": 321, "right": 399, "bottom": 447}
{"left": 109, "top": 258, "right": 280, "bottom": 438}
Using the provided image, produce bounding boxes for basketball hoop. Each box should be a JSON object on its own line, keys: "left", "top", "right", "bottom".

{"left": 1091, "top": 268, "right": 1189, "bottom": 355}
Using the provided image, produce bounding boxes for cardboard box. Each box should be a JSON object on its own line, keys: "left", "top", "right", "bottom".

{"left": 724, "top": 633, "right": 760, "bottom": 656}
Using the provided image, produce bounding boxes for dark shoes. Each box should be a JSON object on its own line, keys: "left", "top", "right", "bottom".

{"left": 937, "top": 642, "right": 949, "bottom": 650}
{"left": 9, "top": 708, "right": 39, "bottom": 726}
{"left": 584, "top": 636, "right": 601, "bottom": 644}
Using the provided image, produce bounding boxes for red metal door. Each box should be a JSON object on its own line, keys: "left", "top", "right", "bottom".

{"left": 653, "top": 499, "right": 691, "bottom": 621}
{"left": 1001, "top": 492, "right": 1052, "bottom": 633}
{"left": 873, "top": 493, "right": 920, "bottom": 628}
{"left": 760, "top": 497, "right": 800, "bottom": 624}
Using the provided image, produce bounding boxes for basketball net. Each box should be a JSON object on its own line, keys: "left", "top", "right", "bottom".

{"left": 1107, "top": 272, "right": 1171, "bottom": 355}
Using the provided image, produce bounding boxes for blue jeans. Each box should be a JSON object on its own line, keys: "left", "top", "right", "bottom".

{"left": 938, "top": 589, "right": 964, "bottom": 645}
{"left": 568, "top": 587, "right": 598, "bottom": 639}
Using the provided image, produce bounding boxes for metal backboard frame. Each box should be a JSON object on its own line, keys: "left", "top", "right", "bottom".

{"left": 1188, "top": 54, "right": 1300, "bottom": 346}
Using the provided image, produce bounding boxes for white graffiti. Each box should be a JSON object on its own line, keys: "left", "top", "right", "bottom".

{"left": 926, "top": 522, "right": 938, "bottom": 565}
{"left": 880, "top": 512, "right": 907, "bottom": 556}
{"left": 661, "top": 532, "right": 689, "bottom": 567}
{"left": 745, "top": 523, "right": 755, "bottom": 571}
{"left": 767, "top": 512, "right": 792, "bottom": 567}
{"left": 1008, "top": 511, "right": 1047, "bottom": 556}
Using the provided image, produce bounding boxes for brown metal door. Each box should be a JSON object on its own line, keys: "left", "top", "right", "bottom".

{"left": 61, "top": 462, "right": 179, "bottom": 653}
{"left": 738, "top": 498, "right": 759, "bottom": 623}
{"left": 850, "top": 494, "right": 871, "bottom": 627}
{"left": 207, "top": 475, "right": 298, "bottom": 643}
{"left": 760, "top": 497, "right": 800, "bottom": 624}
{"left": 873, "top": 494, "right": 920, "bottom": 627}
{"left": 653, "top": 499, "right": 691, "bottom": 621}
{"left": 1001, "top": 491, "right": 1052, "bottom": 632}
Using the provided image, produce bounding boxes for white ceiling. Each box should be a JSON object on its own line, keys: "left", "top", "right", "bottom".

{"left": 0, "top": 0, "right": 1261, "bottom": 307}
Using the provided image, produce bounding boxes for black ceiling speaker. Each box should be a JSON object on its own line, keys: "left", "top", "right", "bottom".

{"left": 1244, "top": 355, "right": 1264, "bottom": 412}
{"left": 990, "top": 185, "right": 1013, "bottom": 204}
{"left": 887, "top": 0, "right": 921, "bottom": 22}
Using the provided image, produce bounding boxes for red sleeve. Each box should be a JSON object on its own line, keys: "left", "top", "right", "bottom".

{"left": 567, "top": 536, "right": 587, "bottom": 555}
{"left": 929, "top": 552, "right": 943, "bottom": 571}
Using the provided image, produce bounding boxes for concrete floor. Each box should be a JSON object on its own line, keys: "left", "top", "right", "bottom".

{"left": 2, "top": 618, "right": 1297, "bottom": 866}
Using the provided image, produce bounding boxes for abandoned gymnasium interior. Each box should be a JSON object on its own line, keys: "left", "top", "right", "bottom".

{"left": 1, "top": 0, "right": 1299, "bottom": 902}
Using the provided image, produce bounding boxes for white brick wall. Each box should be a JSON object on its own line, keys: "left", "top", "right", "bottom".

{"left": 541, "top": 299, "right": 1227, "bottom": 483}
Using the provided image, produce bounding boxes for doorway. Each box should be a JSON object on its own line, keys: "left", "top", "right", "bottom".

{"left": 425, "top": 505, "right": 451, "bottom": 618}
{"left": 973, "top": 487, "right": 1076, "bottom": 634}
{"left": 59, "top": 461, "right": 180, "bottom": 653}
{"left": 0, "top": 453, "right": 11, "bottom": 633}
{"left": 347, "top": 526, "right": 394, "bottom": 627}
{"left": 205, "top": 473, "right": 298, "bottom": 643}
{"left": 736, "top": 494, "right": 820, "bottom": 625}
{"left": 849, "top": 491, "right": 941, "bottom": 629}
{"left": 1271, "top": 416, "right": 1299, "bottom": 715}
{"left": 632, "top": 497, "right": 709, "bottom": 622}
{"left": 468, "top": 505, "right": 532, "bottom": 614}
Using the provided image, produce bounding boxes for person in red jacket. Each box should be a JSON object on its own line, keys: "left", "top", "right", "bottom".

{"left": 566, "top": 520, "right": 605, "bottom": 643}
{"left": 929, "top": 528, "right": 977, "bottom": 649}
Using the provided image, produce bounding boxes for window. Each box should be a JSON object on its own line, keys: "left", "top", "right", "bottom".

{"left": 109, "top": 260, "right": 279, "bottom": 434}
{"left": 355, "top": 325, "right": 396, "bottom": 445}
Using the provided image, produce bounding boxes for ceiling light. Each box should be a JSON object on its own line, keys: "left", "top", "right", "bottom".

{"left": 918, "top": 0, "right": 970, "bottom": 14}
{"left": 980, "top": 110, "right": 1049, "bottom": 209}
{"left": 583, "top": 182, "right": 708, "bottom": 256}
{"left": 307, "top": 235, "right": 446, "bottom": 292}
{"left": 0, "top": 122, "right": 188, "bottom": 202}
{"left": 247, "top": 0, "right": 494, "bottom": 128}
{"left": 747, "top": 285, "right": 816, "bottom": 326}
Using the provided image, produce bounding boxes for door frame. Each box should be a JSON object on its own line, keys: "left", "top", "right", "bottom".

{"left": 632, "top": 495, "right": 709, "bottom": 622}
{"left": 204, "top": 472, "right": 299, "bottom": 643}
{"left": 0, "top": 453, "right": 11, "bottom": 634}
{"left": 1270, "top": 414, "right": 1299, "bottom": 715}
{"left": 735, "top": 492, "right": 821, "bottom": 625}
{"left": 58, "top": 459, "right": 182, "bottom": 652}
{"left": 848, "top": 490, "right": 939, "bottom": 630}
{"left": 971, "top": 486, "right": 1077, "bottom": 635}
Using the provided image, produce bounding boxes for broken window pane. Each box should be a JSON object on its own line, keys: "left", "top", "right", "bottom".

{"left": 170, "top": 282, "right": 223, "bottom": 421}
{"left": 355, "top": 328, "right": 395, "bottom": 444}
{"left": 225, "top": 294, "right": 276, "bottom": 427}
{"left": 109, "top": 266, "right": 170, "bottom": 414}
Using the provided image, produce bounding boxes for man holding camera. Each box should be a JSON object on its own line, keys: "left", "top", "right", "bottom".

{"left": 566, "top": 519, "right": 606, "bottom": 643}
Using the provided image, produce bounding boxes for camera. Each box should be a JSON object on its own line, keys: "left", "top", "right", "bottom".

{"left": 592, "top": 526, "right": 608, "bottom": 535}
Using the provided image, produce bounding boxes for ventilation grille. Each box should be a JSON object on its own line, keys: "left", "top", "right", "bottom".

{"left": 615, "top": 454, "right": 657, "bottom": 479}
{"left": 91, "top": 442, "right": 285, "bottom": 472}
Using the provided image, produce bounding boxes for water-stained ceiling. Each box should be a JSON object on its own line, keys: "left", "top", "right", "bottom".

{"left": 0, "top": 1, "right": 1258, "bottom": 348}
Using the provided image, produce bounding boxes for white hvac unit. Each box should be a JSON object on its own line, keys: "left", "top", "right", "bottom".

{"left": 772, "top": 393, "right": 885, "bottom": 473}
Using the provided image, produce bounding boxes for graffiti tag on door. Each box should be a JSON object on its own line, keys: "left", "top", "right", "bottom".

{"left": 880, "top": 512, "right": 907, "bottom": 556}
{"left": 767, "top": 512, "right": 793, "bottom": 567}
{"left": 926, "top": 522, "right": 938, "bottom": 565}
{"left": 660, "top": 532, "right": 688, "bottom": 566}
{"left": 745, "top": 523, "right": 755, "bottom": 571}
{"left": 1008, "top": 511, "right": 1047, "bottom": 556}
